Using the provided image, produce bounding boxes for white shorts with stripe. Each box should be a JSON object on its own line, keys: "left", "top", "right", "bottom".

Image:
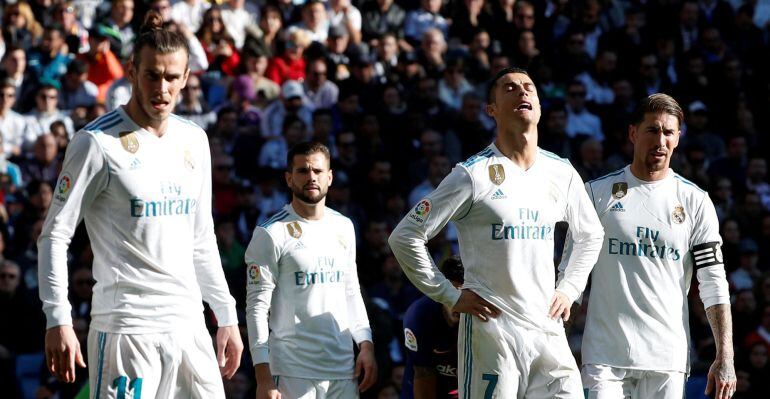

{"left": 582, "top": 364, "right": 686, "bottom": 399}
{"left": 457, "top": 313, "right": 582, "bottom": 399}
{"left": 273, "top": 375, "right": 358, "bottom": 399}
{"left": 87, "top": 323, "right": 225, "bottom": 399}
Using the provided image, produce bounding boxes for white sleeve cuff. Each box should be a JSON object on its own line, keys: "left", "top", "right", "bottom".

{"left": 352, "top": 328, "right": 373, "bottom": 345}
{"left": 212, "top": 305, "right": 239, "bottom": 327}
{"left": 44, "top": 306, "right": 73, "bottom": 329}
{"left": 250, "top": 346, "right": 270, "bottom": 365}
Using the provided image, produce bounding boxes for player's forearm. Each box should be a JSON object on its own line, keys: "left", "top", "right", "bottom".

{"left": 413, "top": 367, "right": 438, "bottom": 399}
{"left": 254, "top": 363, "right": 275, "bottom": 386}
{"left": 388, "top": 227, "right": 460, "bottom": 308}
{"left": 557, "top": 231, "right": 603, "bottom": 302}
{"left": 38, "top": 227, "right": 75, "bottom": 328}
{"left": 705, "top": 303, "right": 734, "bottom": 360}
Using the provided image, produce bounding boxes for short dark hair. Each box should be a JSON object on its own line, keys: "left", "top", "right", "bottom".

{"left": 440, "top": 256, "right": 464, "bottom": 284}
{"left": 132, "top": 11, "right": 190, "bottom": 68}
{"left": 486, "top": 67, "right": 529, "bottom": 104}
{"left": 286, "top": 141, "right": 331, "bottom": 172}
{"left": 630, "top": 93, "right": 684, "bottom": 127}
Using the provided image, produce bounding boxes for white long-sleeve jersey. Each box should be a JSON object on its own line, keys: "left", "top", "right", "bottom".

{"left": 564, "top": 166, "right": 730, "bottom": 372}
{"left": 389, "top": 144, "right": 604, "bottom": 334}
{"left": 245, "top": 204, "right": 372, "bottom": 379}
{"left": 38, "top": 107, "right": 237, "bottom": 334}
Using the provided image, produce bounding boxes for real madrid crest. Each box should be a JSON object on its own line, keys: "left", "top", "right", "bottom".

{"left": 488, "top": 164, "right": 505, "bottom": 185}
{"left": 119, "top": 131, "right": 140, "bottom": 153}
{"left": 612, "top": 182, "right": 628, "bottom": 199}
{"left": 183, "top": 150, "right": 195, "bottom": 169}
{"left": 672, "top": 205, "right": 686, "bottom": 224}
{"left": 287, "top": 221, "right": 303, "bottom": 239}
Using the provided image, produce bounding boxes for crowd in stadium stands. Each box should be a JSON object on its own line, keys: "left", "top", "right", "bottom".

{"left": 1, "top": 0, "right": 770, "bottom": 397}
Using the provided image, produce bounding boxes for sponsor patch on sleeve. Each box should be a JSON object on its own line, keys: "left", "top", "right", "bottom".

{"left": 54, "top": 173, "right": 73, "bottom": 203}
{"left": 247, "top": 263, "right": 261, "bottom": 285}
{"left": 404, "top": 328, "right": 418, "bottom": 352}
{"left": 407, "top": 199, "right": 432, "bottom": 226}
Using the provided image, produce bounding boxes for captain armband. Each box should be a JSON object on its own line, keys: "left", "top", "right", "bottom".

{"left": 691, "top": 242, "right": 724, "bottom": 270}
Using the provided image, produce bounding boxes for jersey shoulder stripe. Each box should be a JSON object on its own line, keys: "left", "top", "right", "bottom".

{"left": 83, "top": 110, "right": 120, "bottom": 132}
{"left": 460, "top": 148, "right": 494, "bottom": 167}
{"left": 99, "top": 116, "right": 124, "bottom": 131}
{"left": 538, "top": 148, "right": 571, "bottom": 165}
{"left": 674, "top": 175, "right": 705, "bottom": 193}
{"left": 260, "top": 211, "right": 289, "bottom": 228}
{"left": 587, "top": 168, "right": 625, "bottom": 184}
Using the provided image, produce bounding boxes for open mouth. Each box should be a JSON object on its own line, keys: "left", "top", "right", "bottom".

{"left": 151, "top": 99, "right": 170, "bottom": 110}
{"left": 515, "top": 102, "right": 533, "bottom": 111}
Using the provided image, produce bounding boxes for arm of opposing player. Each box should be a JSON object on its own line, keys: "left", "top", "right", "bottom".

{"left": 38, "top": 132, "right": 108, "bottom": 329}
{"left": 245, "top": 227, "right": 281, "bottom": 366}
{"left": 403, "top": 303, "right": 438, "bottom": 399}
{"left": 388, "top": 166, "right": 473, "bottom": 309}
{"left": 192, "top": 133, "right": 238, "bottom": 327}
{"left": 557, "top": 172, "right": 604, "bottom": 303}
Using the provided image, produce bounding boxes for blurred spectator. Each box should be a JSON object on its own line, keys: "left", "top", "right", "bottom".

{"left": 198, "top": 7, "right": 241, "bottom": 76}
{"left": 266, "top": 29, "right": 310, "bottom": 84}
{"left": 104, "top": 75, "right": 131, "bottom": 112}
{"left": 252, "top": 4, "right": 283, "bottom": 58}
{"left": 404, "top": 0, "right": 448, "bottom": 46}
{"left": 374, "top": 32, "right": 400, "bottom": 81}
{"left": 328, "top": 0, "right": 363, "bottom": 44}
{"left": 175, "top": 74, "right": 216, "bottom": 131}
{"left": 241, "top": 50, "right": 280, "bottom": 108}
{"left": 575, "top": 49, "right": 617, "bottom": 105}
{"left": 53, "top": 2, "right": 89, "bottom": 55}
{"left": 438, "top": 57, "right": 473, "bottom": 111}
{"left": 361, "top": 0, "right": 407, "bottom": 47}
{"left": 100, "top": 0, "right": 135, "bottom": 61}
{"left": 221, "top": 0, "right": 259, "bottom": 50}
{"left": 304, "top": 58, "right": 339, "bottom": 109}
{"left": 449, "top": 0, "right": 493, "bottom": 45}
{"left": 79, "top": 24, "right": 124, "bottom": 103}
{"left": 20, "top": 134, "right": 60, "bottom": 187}
{"left": 681, "top": 101, "right": 725, "bottom": 162}
{"left": 23, "top": 84, "right": 75, "bottom": 148}
{"left": 310, "top": 109, "right": 337, "bottom": 156}
{"left": 369, "top": 255, "right": 422, "bottom": 328}
{"left": 58, "top": 59, "right": 98, "bottom": 111}
{"left": 325, "top": 24, "right": 352, "bottom": 81}
{"left": 69, "top": 266, "right": 93, "bottom": 322}
{"left": 0, "top": 258, "right": 45, "bottom": 351}
{"left": 2, "top": 1, "right": 43, "bottom": 51}
{"left": 258, "top": 115, "right": 308, "bottom": 170}
{"left": 27, "top": 24, "right": 71, "bottom": 84}
{"left": 564, "top": 80, "right": 603, "bottom": 141}
{"left": 171, "top": 0, "right": 211, "bottom": 33}
{"left": 710, "top": 135, "right": 748, "bottom": 188}
{"left": 0, "top": 46, "right": 36, "bottom": 113}
{"left": 408, "top": 154, "right": 450, "bottom": 207}
{"left": 164, "top": 20, "right": 210, "bottom": 74}
{"left": 731, "top": 239, "right": 762, "bottom": 291}
{"left": 417, "top": 28, "right": 447, "bottom": 78}
{"left": 0, "top": 78, "right": 27, "bottom": 157}
{"left": 574, "top": 138, "right": 605, "bottom": 182}
{"left": 212, "top": 154, "right": 239, "bottom": 218}
{"left": 745, "top": 156, "right": 770, "bottom": 211}
{"left": 539, "top": 103, "right": 571, "bottom": 159}
{"left": 745, "top": 304, "right": 770, "bottom": 354}
{"left": 290, "top": 0, "right": 330, "bottom": 43}
{"left": 357, "top": 218, "right": 392, "bottom": 287}
{"left": 261, "top": 80, "right": 314, "bottom": 139}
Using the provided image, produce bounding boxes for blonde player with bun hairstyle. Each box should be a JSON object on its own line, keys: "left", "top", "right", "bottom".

{"left": 39, "top": 11, "right": 242, "bottom": 398}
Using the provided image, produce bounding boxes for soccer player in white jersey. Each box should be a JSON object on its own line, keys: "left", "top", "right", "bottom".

{"left": 38, "top": 11, "right": 243, "bottom": 398}
{"left": 389, "top": 67, "right": 605, "bottom": 398}
{"left": 562, "top": 93, "right": 737, "bottom": 399}
{"left": 245, "top": 141, "right": 377, "bottom": 399}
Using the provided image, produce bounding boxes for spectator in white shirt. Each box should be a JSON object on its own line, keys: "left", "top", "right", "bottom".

{"left": 327, "top": 0, "right": 362, "bottom": 44}
{"left": 221, "top": 0, "right": 259, "bottom": 49}
{"left": 404, "top": 0, "right": 448, "bottom": 45}
{"left": 290, "top": 0, "right": 330, "bottom": 44}
{"left": 565, "top": 80, "right": 603, "bottom": 141}
{"left": 0, "top": 79, "right": 26, "bottom": 157}
{"left": 171, "top": 0, "right": 210, "bottom": 33}
{"left": 23, "top": 85, "right": 75, "bottom": 150}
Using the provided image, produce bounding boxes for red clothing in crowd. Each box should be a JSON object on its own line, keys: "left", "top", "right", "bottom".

{"left": 79, "top": 50, "right": 124, "bottom": 103}
{"left": 265, "top": 54, "right": 306, "bottom": 85}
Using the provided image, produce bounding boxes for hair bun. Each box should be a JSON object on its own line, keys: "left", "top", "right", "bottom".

{"left": 140, "top": 10, "right": 164, "bottom": 34}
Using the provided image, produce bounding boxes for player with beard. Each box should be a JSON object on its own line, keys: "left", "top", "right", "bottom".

{"left": 38, "top": 11, "right": 242, "bottom": 398}
{"left": 561, "top": 93, "right": 736, "bottom": 398}
{"left": 245, "top": 141, "right": 377, "bottom": 399}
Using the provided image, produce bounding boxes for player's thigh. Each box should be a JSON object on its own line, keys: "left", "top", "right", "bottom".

{"left": 457, "top": 313, "right": 524, "bottom": 399}
{"left": 582, "top": 364, "right": 633, "bottom": 399}
{"left": 276, "top": 375, "right": 320, "bottom": 399}
{"left": 175, "top": 325, "right": 225, "bottom": 399}
{"left": 635, "top": 370, "right": 685, "bottom": 399}
{"left": 324, "top": 378, "right": 358, "bottom": 399}
{"left": 527, "top": 333, "right": 582, "bottom": 399}
{"left": 87, "top": 329, "right": 163, "bottom": 399}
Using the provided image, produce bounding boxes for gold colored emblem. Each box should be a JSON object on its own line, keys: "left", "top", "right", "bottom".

{"left": 612, "top": 182, "right": 628, "bottom": 199}
{"left": 672, "top": 205, "right": 686, "bottom": 224}
{"left": 287, "top": 221, "right": 303, "bottom": 239}
{"left": 488, "top": 164, "right": 505, "bottom": 185}
{"left": 183, "top": 150, "right": 195, "bottom": 169}
{"left": 119, "top": 131, "right": 139, "bottom": 153}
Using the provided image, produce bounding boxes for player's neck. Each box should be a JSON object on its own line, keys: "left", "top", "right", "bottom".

{"left": 630, "top": 160, "right": 670, "bottom": 182}
{"left": 123, "top": 101, "right": 168, "bottom": 137}
{"left": 291, "top": 199, "right": 325, "bottom": 220}
{"left": 495, "top": 127, "right": 538, "bottom": 170}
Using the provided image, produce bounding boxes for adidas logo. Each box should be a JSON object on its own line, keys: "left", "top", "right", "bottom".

{"left": 129, "top": 158, "right": 142, "bottom": 170}
{"left": 610, "top": 202, "right": 625, "bottom": 212}
{"left": 491, "top": 188, "right": 507, "bottom": 200}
